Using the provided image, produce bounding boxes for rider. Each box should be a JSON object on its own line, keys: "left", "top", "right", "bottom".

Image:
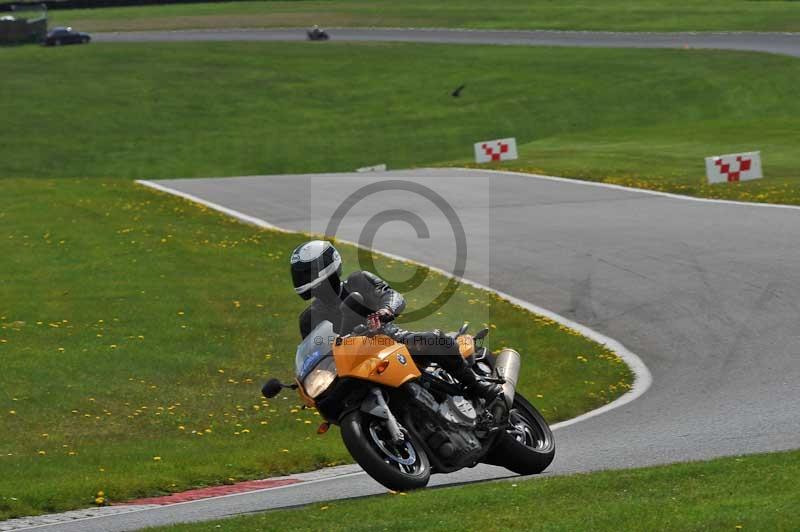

{"left": 290, "top": 240, "right": 502, "bottom": 400}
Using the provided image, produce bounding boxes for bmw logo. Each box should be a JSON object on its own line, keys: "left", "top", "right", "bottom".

{"left": 397, "top": 354, "right": 407, "bottom": 365}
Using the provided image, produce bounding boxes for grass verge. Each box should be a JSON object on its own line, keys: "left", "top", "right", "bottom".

{"left": 5, "top": 38, "right": 798, "bottom": 519}
{"left": 148, "top": 449, "right": 800, "bottom": 531}
{"left": 49, "top": 0, "right": 800, "bottom": 33}
{"left": 0, "top": 178, "right": 630, "bottom": 519}
{"left": 2, "top": 42, "right": 800, "bottom": 205}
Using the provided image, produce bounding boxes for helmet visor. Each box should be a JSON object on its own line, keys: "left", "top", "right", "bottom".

{"left": 291, "top": 260, "right": 317, "bottom": 292}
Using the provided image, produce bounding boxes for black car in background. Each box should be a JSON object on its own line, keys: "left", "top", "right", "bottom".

{"left": 44, "top": 27, "right": 90, "bottom": 46}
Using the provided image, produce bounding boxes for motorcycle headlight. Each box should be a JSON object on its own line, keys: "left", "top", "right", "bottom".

{"left": 303, "top": 356, "right": 337, "bottom": 398}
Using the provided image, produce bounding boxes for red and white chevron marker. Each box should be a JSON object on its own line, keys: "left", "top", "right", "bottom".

{"left": 705, "top": 151, "right": 763, "bottom": 184}
{"left": 474, "top": 137, "right": 518, "bottom": 163}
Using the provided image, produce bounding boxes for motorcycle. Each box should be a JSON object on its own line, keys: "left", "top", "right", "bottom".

{"left": 307, "top": 28, "right": 330, "bottom": 41}
{"left": 262, "top": 292, "right": 555, "bottom": 491}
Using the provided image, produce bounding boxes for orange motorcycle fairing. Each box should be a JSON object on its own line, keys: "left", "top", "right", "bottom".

{"left": 333, "top": 334, "right": 421, "bottom": 387}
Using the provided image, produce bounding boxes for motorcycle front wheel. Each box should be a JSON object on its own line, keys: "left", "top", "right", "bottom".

{"left": 340, "top": 410, "right": 431, "bottom": 491}
{"left": 484, "top": 393, "right": 555, "bottom": 475}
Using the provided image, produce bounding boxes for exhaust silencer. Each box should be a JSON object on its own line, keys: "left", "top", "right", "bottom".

{"left": 494, "top": 348, "right": 521, "bottom": 408}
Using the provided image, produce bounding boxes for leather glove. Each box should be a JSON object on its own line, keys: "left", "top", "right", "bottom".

{"left": 367, "top": 308, "right": 394, "bottom": 331}
{"left": 373, "top": 308, "right": 395, "bottom": 323}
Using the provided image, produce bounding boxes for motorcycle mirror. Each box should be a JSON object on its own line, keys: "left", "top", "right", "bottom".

{"left": 340, "top": 292, "right": 367, "bottom": 334}
{"left": 474, "top": 327, "right": 490, "bottom": 340}
{"left": 340, "top": 291, "right": 365, "bottom": 312}
{"left": 458, "top": 322, "right": 469, "bottom": 335}
{"left": 261, "top": 378, "right": 285, "bottom": 399}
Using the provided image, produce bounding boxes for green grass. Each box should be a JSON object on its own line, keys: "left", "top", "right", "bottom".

{"left": 148, "top": 449, "right": 800, "bottom": 532}
{"left": 0, "top": 177, "right": 630, "bottom": 519}
{"left": 49, "top": 0, "right": 800, "bottom": 33}
{"left": 4, "top": 38, "right": 799, "bottom": 520}
{"left": 2, "top": 42, "right": 800, "bottom": 205}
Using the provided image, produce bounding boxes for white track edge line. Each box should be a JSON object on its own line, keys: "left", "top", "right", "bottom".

{"left": 34, "top": 160, "right": 792, "bottom": 524}
{"left": 134, "top": 180, "right": 294, "bottom": 233}
{"left": 135, "top": 177, "right": 653, "bottom": 430}
{"left": 13, "top": 178, "right": 652, "bottom": 529}
{"left": 459, "top": 167, "right": 800, "bottom": 211}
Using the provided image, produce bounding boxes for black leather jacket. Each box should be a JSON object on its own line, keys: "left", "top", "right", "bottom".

{"left": 299, "top": 271, "right": 405, "bottom": 339}
{"left": 299, "top": 271, "right": 464, "bottom": 374}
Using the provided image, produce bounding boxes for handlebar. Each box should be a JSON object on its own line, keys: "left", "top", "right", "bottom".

{"left": 346, "top": 321, "right": 392, "bottom": 339}
{"left": 350, "top": 323, "right": 369, "bottom": 336}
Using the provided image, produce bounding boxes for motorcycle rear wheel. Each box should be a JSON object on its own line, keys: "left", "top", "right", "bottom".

{"left": 485, "top": 393, "right": 555, "bottom": 475}
{"left": 341, "top": 410, "right": 431, "bottom": 491}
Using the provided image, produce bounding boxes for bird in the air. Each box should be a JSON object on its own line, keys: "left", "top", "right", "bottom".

{"left": 451, "top": 84, "right": 466, "bottom": 97}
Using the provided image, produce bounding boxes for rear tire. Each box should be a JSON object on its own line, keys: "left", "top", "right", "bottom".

{"left": 484, "top": 393, "right": 555, "bottom": 475}
{"left": 340, "top": 410, "right": 430, "bottom": 491}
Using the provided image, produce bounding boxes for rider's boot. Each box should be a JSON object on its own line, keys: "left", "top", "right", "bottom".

{"left": 453, "top": 365, "right": 503, "bottom": 401}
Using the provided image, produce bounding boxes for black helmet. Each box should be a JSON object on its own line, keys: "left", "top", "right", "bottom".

{"left": 290, "top": 240, "right": 343, "bottom": 300}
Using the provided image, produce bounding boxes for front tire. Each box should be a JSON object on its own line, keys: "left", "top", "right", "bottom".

{"left": 340, "top": 410, "right": 430, "bottom": 491}
{"left": 484, "top": 393, "right": 555, "bottom": 475}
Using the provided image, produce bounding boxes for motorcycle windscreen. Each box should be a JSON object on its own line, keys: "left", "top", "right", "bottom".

{"left": 295, "top": 320, "right": 336, "bottom": 378}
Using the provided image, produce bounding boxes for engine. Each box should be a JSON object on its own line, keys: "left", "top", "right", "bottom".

{"left": 405, "top": 382, "right": 484, "bottom": 470}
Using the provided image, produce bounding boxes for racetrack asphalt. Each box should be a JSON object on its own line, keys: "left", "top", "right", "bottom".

{"left": 26, "top": 27, "right": 800, "bottom": 531}
{"left": 32, "top": 168, "right": 800, "bottom": 531}
{"left": 94, "top": 27, "right": 800, "bottom": 57}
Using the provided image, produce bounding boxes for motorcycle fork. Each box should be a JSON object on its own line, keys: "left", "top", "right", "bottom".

{"left": 361, "top": 387, "right": 405, "bottom": 445}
